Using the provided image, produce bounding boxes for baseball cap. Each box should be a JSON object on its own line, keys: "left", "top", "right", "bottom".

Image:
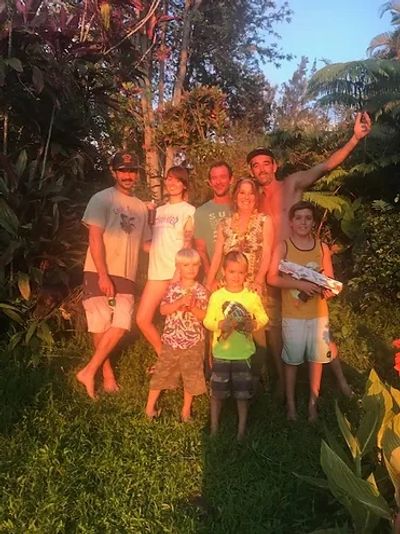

{"left": 111, "top": 151, "right": 139, "bottom": 171}
{"left": 246, "top": 147, "right": 275, "bottom": 164}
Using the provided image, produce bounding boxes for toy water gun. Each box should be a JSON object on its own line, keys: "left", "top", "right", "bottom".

{"left": 279, "top": 260, "right": 343, "bottom": 298}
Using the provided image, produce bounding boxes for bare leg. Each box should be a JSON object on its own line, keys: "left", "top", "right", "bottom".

{"left": 181, "top": 390, "right": 193, "bottom": 422}
{"left": 308, "top": 362, "right": 323, "bottom": 423}
{"left": 329, "top": 342, "right": 353, "bottom": 397}
{"left": 285, "top": 363, "right": 298, "bottom": 421}
{"left": 145, "top": 389, "right": 161, "bottom": 418}
{"left": 236, "top": 399, "right": 249, "bottom": 441}
{"left": 252, "top": 328, "right": 266, "bottom": 395}
{"left": 91, "top": 332, "right": 120, "bottom": 393}
{"left": 269, "top": 326, "right": 285, "bottom": 401}
{"left": 76, "top": 327, "right": 126, "bottom": 399}
{"left": 136, "top": 280, "right": 170, "bottom": 356}
{"left": 102, "top": 359, "right": 120, "bottom": 393}
{"left": 210, "top": 398, "right": 222, "bottom": 436}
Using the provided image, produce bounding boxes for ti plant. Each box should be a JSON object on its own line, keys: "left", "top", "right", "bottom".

{"left": 300, "top": 369, "right": 400, "bottom": 533}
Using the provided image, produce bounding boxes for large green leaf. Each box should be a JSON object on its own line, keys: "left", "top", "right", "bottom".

{"left": 15, "top": 149, "right": 27, "bottom": 178}
{"left": 382, "top": 414, "right": 400, "bottom": 506}
{"left": 0, "top": 307, "right": 24, "bottom": 324}
{"left": 365, "top": 369, "right": 394, "bottom": 448}
{"left": 335, "top": 401, "right": 360, "bottom": 460}
{"left": 293, "top": 472, "right": 330, "bottom": 490}
{"left": 323, "top": 421, "right": 353, "bottom": 468}
{"left": 321, "top": 440, "right": 391, "bottom": 520}
{"left": 17, "top": 272, "right": 31, "bottom": 301}
{"left": 0, "top": 198, "right": 19, "bottom": 236}
{"left": 390, "top": 386, "right": 400, "bottom": 411}
{"left": 6, "top": 57, "right": 23, "bottom": 73}
{"left": 357, "top": 394, "right": 384, "bottom": 457}
{"left": 36, "top": 321, "right": 54, "bottom": 347}
{"left": 303, "top": 192, "right": 350, "bottom": 214}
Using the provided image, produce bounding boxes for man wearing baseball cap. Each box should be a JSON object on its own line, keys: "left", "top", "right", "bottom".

{"left": 247, "top": 112, "right": 371, "bottom": 399}
{"left": 76, "top": 150, "right": 151, "bottom": 399}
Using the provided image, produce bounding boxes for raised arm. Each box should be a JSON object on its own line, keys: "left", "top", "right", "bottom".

{"left": 206, "top": 222, "right": 225, "bottom": 291}
{"left": 88, "top": 224, "right": 115, "bottom": 298}
{"left": 288, "top": 112, "right": 371, "bottom": 193}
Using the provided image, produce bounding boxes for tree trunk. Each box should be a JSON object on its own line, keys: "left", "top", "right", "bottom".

{"left": 164, "top": 0, "right": 202, "bottom": 174}
{"left": 141, "top": 75, "right": 161, "bottom": 201}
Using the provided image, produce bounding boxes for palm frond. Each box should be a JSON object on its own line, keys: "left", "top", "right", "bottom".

{"left": 303, "top": 192, "right": 350, "bottom": 214}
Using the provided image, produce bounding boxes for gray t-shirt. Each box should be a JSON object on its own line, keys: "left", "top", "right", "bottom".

{"left": 194, "top": 200, "right": 231, "bottom": 260}
{"left": 82, "top": 187, "right": 151, "bottom": 282}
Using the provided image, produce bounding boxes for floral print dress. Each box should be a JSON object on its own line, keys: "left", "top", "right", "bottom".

{"left": 221, "top": 212, "right": 268, "bottom": 295}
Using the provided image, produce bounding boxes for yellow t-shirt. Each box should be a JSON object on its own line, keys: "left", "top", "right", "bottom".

{"left": 281, "top": 238, "right": 329, "bottom": 319}
{"left": 203, "top": 287, "right": 269, "bottom": 360}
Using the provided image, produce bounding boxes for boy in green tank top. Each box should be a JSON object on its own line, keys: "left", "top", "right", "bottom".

{"left": 268, "top": 201, "right": 351, "bottom": 422}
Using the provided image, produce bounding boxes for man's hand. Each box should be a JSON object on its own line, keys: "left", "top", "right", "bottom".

{"left": 354, "top": 112, "right": 371, "bottom": 141}
{"left": 98, "top": 273, "right": 115, "bottom": 298}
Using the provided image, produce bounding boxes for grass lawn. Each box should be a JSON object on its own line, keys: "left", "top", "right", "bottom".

{"left": 0, "top": 301, "right": 398, "bottom": 533}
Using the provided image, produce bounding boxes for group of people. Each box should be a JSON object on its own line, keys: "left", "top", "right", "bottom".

{"left": 76, "top": 113, "right": 371, "bottom": 439}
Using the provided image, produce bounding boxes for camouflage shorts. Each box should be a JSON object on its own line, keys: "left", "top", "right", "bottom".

{"left": 150, "top": 341, "right": 207, "bottom": 396}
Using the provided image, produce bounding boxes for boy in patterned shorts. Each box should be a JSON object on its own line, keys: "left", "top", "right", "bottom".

{"left": 145, "top": 249, "right": 208, "bottom": 422}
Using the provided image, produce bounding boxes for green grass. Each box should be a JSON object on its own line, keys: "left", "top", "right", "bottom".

{"left": 0, "top": 300, "right": 398, "bottom": 533}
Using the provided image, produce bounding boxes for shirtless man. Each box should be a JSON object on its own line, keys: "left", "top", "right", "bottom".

{"left": 248, "top": 113, "right": 371, "bottom": 244}
{"left": 247, "top": 112, "right": 372, "bottom": 397}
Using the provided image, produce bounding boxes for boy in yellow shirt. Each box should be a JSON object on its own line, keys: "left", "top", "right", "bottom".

{"left": 204, "top": 251, "right": 268, "bottom": 440}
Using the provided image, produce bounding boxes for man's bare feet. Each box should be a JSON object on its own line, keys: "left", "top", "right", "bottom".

{"left": 286, "top": 407, "right": 297, "bottom": 421}
{"left": 103, "top": 377, "right": 120, "bottom": 394}
{"left": 76, "top": 369, "right": 96, "bottom": 399}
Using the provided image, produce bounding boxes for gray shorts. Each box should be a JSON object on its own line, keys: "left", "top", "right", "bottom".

{"left": 210, "top": 358, "right": 253, "bottom": 400}
{"left": 282, "top": 316, "right": 332, "bottom": 365}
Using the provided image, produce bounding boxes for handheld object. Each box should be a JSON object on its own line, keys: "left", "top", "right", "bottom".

{"left": 278, "top": 259, "right": 343, "bottom": 295}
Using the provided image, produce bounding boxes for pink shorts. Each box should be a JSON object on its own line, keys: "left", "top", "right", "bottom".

{"left": 82, "top": 294, "right": 135, "bottom": 333}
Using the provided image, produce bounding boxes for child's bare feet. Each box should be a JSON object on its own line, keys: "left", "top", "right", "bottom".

{"left": 145, "top": 408, "right": 161, "bottom": 420}
{"left": 76, "top": 369, "right": 96, "bottom": 399}
{"left": 181, "top": 409, "right": 192, "bottom": 423}
{"left": 237, "top": 431, "right": 246, "bottom": 442}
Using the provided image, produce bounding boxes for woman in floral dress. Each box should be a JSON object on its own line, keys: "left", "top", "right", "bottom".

{"left": 205, "top": 178, "right": 273, "bottom": 370}
{"left": 206, "top": 178, "right": 273, "bottom": 299}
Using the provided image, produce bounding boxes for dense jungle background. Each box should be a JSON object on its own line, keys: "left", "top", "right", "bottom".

{"left": 0, "top": 1, "right": 399, "bottom": 532}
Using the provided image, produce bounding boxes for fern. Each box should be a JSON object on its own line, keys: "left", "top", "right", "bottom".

{"left": 303, "top": 192, "right": 350, "bottom": 214}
